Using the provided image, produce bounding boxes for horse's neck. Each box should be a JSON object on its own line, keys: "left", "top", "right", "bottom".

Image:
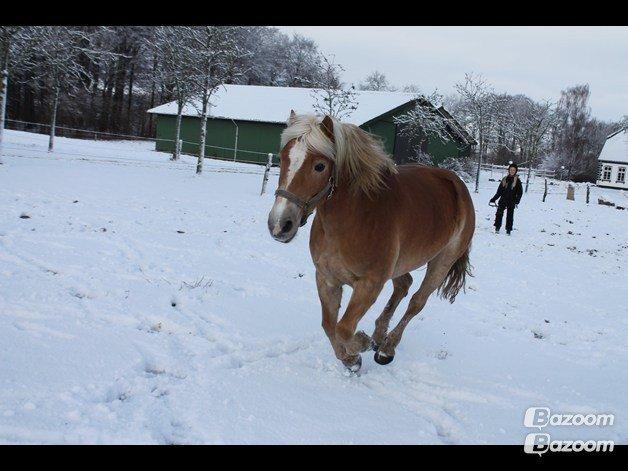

{"left": 316, "top": 183, "right": 365, "bottom": 231}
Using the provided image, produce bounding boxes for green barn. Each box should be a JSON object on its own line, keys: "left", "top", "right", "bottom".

{"left": 147, "top": 84, "right": 475, "bottom": 166}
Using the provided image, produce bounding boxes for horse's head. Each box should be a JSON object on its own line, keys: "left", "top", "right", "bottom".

{"left": 268, "top": 111, "right": 336, "bottom": 243}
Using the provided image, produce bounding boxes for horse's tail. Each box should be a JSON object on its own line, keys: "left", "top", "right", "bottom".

{"left": 438, "top": 245, "right": 473, "bottom": 304}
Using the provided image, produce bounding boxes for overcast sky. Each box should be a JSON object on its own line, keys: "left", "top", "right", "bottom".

{"left": 277, "top": 26, "right": 627, "bottom": 122}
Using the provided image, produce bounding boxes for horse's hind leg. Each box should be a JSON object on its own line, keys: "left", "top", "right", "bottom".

{"left": 371, "top": 273, "right": 413, "bottom": 350}
{"left": 374, "top": 253, "right": 456, "bottom": 365}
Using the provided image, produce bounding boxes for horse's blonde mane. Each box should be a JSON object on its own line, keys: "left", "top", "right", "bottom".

{"left": 281, "top": 114, "right": 397, "bottom": 197}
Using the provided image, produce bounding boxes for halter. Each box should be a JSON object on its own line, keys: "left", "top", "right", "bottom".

{"left": 274, "top": 177, "right": 335, "bottom": 227}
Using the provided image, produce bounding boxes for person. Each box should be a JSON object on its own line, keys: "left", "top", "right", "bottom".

{"left": 490, "top": 163, "right": 523, "bottom": 235}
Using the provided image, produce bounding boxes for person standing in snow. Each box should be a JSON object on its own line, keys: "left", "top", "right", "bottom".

{"left": 490, "top": 163, "right": 523, "bottom": 235}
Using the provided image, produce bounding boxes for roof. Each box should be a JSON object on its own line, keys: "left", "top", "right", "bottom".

{"left": 436, "top": 106, "right": 477, "bottom": 146}
{"left": 598, "top": 127, "right": 628, "bottom": 164}
{"left": 147, "top": 84, "right": 416, "bottom": 126}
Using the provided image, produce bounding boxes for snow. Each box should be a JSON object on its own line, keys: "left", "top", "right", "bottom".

{"left": 599, "top": 128, "right": 628, "bottom": 164}
{"left": 1, "top": 129, "right": 627, "bottom": 445}
{"left": 146, "top": 84, "right": 416, "bottom": 126}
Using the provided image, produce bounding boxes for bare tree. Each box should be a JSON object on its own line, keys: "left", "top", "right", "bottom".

{"left": 551, "top": 84, "right": 591, "bottom": 179}
{"left": 0, "top": 26, "right": 24, "bottom": 159}
{"left": 401, "top": 84, "right": 422, "bottom": 94}
{"left": 454, "top": 73, "right": 506, "bottom": 192}
{"left": 311, "top": 54, "right": 358, "bottom": 120}
{"left": 359, "top": 71, "right": 394, "bottom": 91}
{"left": 147, "top": 27, "right": 197, "bottom": 161}
{"left": 283, "top": 34, "right": 322, "bottom": 87}
{"left": 184, "top": 26, "right": 247, "bottom": 174}
{"left": 513, "top": 98, "right": 557, "bottom": 191}
{"left": 393, "top": 90, "right": 457, "bottom": 164}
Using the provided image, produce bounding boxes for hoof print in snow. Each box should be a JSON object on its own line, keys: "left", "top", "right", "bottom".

{"left": 437, "top": 350, "right": 449, "bottom": 360}
{"left": 19, "top": 213, "right": 31, "bottom": 219}
{"left": 532, "top": 330, "right": 545, "bottom": 340}
{"left": 100, "top": 227, "right": 107, "bottom": 232}
{"left": 177, "top": 230, "right": 185, "bottom": 234}
{"left": 72, "top": 200, "right": 79, "bottom": 203}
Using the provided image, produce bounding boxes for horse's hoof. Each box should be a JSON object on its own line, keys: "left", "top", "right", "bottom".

{"left": 374, "top": 351, "right": 394, "bottom": 365}
{"left": 343, "top": 355, "right": 362, "bottom": 372}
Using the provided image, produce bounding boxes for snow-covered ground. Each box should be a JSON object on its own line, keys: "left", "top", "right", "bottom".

{"left": 1, "top": 129, "right": 626, "bottom": 444}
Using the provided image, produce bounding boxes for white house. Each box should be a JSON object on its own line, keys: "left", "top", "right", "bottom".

{"left": 596, "top": 127, "right": 628, "bottom": 190}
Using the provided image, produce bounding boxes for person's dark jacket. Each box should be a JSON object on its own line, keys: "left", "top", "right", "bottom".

{"left": 490, "top": 175, "right": 523, "bottom": 206}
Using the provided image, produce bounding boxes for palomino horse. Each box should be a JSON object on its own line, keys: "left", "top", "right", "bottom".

{"left": 268, "top": 112, "right": 475, "bottom": 371}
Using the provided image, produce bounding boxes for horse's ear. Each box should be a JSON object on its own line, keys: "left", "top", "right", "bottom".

{"left": 320, "top": 115, "right": 335, "bottom": 142}
{"left": 287, "top": 109, "right": 297, "bottom": 126}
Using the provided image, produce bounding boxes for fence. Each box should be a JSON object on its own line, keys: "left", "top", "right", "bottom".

{"left": 481, "top": 163, "right": 556, "bottom": 181}
{"left": 3, "top": 118, "right": 597, "bottom": 200}
{"left": 1, "top": 118, "right": 282, "bottom": 193}
{"left": 3, "top": 118, "right": 280, "bottom": 167}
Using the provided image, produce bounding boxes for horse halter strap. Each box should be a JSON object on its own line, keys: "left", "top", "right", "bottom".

{"left": 274, "top": 177, "right": 335, "bottom": 226}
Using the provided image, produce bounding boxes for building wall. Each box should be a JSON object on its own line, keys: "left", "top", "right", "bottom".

{"left": 596, "top": 161, "right": 628, "bottom": 190}
{"left": 362, "top": 119, "right": 397, "bottom": 155}
{"left": 427, "top": 137, "right": 472, "bottom": 161}
{"left": 156, "top": 115, "right": 284, "bottom": 165}
{"left": 153, "top": 105, "right": 472, "bottom": 166}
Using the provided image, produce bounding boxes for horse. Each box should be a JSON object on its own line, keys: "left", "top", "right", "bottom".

{"left": 267, "top": 111, "right": 475, "bottom": 372}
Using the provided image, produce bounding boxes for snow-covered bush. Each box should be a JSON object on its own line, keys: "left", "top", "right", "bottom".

{"left": 439, "top": 156, "right": 474, "bottom": 183}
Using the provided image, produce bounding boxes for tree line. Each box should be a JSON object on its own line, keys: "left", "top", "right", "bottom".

{"left": 360, "top": 70, "right": 627, "bottom": 185}
{"left": 1, "top": 26, "right": 625, "bottom": 181}
{"left": 0, "top": 26, "right": 336, "bottom": 167}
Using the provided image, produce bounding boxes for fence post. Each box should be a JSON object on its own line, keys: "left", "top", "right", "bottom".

{"left": 542, "top": 178, "right": 548, "bottom": 202}
{"left": 260, "top": 153, "right": 273, "bottom": 196}
{"left": 586, "top": 184, "right": 590, "bottom": 204}
{"left": 566, "top": 184, "right": 575, "bottom": 201}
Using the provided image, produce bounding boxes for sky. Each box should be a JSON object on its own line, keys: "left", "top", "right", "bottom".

{"left": 277, "top": 26, "right": 627, "bottom": 122}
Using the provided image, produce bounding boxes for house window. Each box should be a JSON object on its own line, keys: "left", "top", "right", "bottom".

{"left": 602, "top": 165, "right": 612, "bottom": 181}
{"left": 617, "top": 167, "right": 626, "bottom": 184}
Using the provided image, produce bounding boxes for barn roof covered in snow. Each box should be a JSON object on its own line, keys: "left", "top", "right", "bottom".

{"left": 598, "top": 127, "right": 628, "bottom": 164}
{"left": 146, "top": 84, "right": 417, "bottom": 126}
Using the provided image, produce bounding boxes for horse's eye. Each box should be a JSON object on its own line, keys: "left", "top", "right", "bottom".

{"left": 314, "top": 163, "right": 325, "bottom": 172}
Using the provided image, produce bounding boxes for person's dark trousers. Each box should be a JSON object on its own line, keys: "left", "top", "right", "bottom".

{"left": 494, "top": 202, "right": 515, "bottom": 232}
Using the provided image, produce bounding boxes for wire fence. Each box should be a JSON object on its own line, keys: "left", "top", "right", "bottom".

{"left": 4, "top": 118, "right": 280, "bottom": 167}
{"left": 481, "top": 163, "right": 556, "bottom": 181}
{"left": 2, "top": 118, "right": 602, "bottom": 201}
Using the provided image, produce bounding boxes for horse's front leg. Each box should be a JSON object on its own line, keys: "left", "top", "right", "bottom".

{"left": 315, "top": 271, "right": 351, "bottom": 364}
{"left": 335, "top": 277, "right": 385, "bottom": 370}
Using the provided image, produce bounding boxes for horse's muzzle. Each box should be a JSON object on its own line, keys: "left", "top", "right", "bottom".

{"left": 268, "top": 199, "right": 301, "bottom": 243}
